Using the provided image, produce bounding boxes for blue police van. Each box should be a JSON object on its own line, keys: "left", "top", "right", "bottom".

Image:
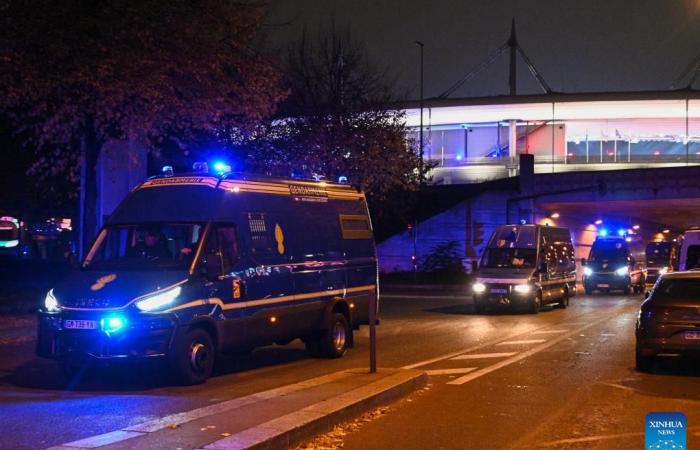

{"left": 37, "top": 171, "right": 378, "bottom": 384}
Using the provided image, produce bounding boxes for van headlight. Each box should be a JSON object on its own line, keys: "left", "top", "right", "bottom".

{"left": 615, "top": 266, "right": 629, "bottom": 276}
{"left": 472, "top": 282, "right": 486, "bottom": 294}
{"left": 44, "top": 289, "right": 60, "bottom": 312}
{"left": 135, "top": 286, "right": 182, "bottom": 311}
{"left": 659, "top": 267, "right": 668, "bottom": 275}
{"left": 583, "top": 267, "right": 593, "bottom": 276}
{"left": 513, "top": 284, "right": 532, "bottom": 294}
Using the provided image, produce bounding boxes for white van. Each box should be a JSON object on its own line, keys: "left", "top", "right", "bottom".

{"left": 677, "top": 228, "right": 700, "bottom": 271}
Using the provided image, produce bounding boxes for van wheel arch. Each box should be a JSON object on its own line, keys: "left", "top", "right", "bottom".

{"left": 186, "top": 317, "right": 219, "bottom": 353}
{"left": 317, "top": 298, "right": 354, "bottom": 349}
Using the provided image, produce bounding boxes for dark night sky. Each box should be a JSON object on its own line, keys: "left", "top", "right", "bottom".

{"left": 268, "top": 0, "right": 700, "bottom": 99}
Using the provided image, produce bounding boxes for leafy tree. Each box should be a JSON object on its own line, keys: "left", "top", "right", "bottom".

{"left": 237, "top": 27, "right": 423, "bottom": 236}
{"left": 0, "top": 0, "right": 286, "bottom": 248}
{"left": 421, "top": 240, "right": 465, "bottom": 277}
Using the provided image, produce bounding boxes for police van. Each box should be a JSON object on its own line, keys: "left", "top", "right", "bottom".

{"left": 582, "top": 235, "right": 646, "bottom": 294}
{"left": 37, "top": 170, "right": 377, "bottom": 384}
{"left": 472, "top": 224, "right": 577, "bottom": 313}
{"left": 676, "top": 228, "right": 700, "bottom": 271}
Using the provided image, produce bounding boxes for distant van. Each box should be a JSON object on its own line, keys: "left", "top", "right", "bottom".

{"left": 645, "top": 241, "right": 675, "bottom": 286}
{"left": 582, "top": 236, "right": 646, "bottom": 294}
{"left": 473, "top": 224, "right": 577, "bottom": 313}
{"left": 37, "top": 171, "right": 377, "bottom": 384}
{"left": 677, "top": 229, "right": 700, "bottom": 271}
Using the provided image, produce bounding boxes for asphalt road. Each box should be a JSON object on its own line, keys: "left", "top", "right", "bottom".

{"left": 0, "top": 291, "right": 697, "bottom": 449}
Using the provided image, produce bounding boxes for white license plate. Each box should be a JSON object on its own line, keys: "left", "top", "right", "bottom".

{"left": 64, "top": 319, "right": 98, "bottom": 330}
{"left": 491, "top": 288, "right": 507, "bottom": 294}
{"left": 597, "top": 284, "right": 610, "bottom": 288}
{"left": 684, "top": 331, "right": 700, "bottom": 340}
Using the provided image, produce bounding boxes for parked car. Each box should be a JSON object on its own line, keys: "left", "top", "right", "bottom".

{"left": 636, "top": 271, "right": 700, "bottom": 371}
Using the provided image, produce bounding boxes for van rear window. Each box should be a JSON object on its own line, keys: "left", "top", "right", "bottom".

{"left": 340, "top": 215, "right": 372, "bottom": 240}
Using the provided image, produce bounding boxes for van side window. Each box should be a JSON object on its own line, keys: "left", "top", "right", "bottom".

{"left": 339, "top": 214, "right": 372, "bottom": 240}
{"left": 247, "top": 213, "right": 273, "bottom": 255}
{"left": 203, "top": 224, "right": 239, "bottom": 275}
{"left": 216, "top": 225, "right": 239, "bottom": 273}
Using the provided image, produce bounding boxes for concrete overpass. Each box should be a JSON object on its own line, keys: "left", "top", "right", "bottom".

{"left": 378, "top": 157, "right": 700, "bottom": 273}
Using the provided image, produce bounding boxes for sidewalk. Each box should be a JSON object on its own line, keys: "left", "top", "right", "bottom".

{"left": 49, "top": 368, "right": 427, "bottom": 450}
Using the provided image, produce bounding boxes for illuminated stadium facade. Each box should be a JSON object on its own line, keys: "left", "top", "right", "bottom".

{"left": 403, "top": 89, "right": 700, "bottom": 184}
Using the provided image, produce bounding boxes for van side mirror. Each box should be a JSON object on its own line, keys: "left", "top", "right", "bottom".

{"left": 580, "top": 258, "right": 587, "bottom": 266}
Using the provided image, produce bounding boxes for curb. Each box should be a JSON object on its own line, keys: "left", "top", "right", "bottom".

{"left": 201, "top": 368, "right": 428, "bottom": 450}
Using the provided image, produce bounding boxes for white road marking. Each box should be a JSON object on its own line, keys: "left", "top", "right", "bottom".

{"left": 381, "top": 294, "right": 470, "bottom": 300}
{"left": 540, "top": 430, "right": 643, "bottom": 446}
{"left": 48, "top": 371, "right": 355, "bottom": 449}
{"left": 426, "top": 368, "right": 477, "bottom": 376}
{"left": 600, "top": 333, "right": 616, "bottom": 336}
{"left": 496, "top": 339, "right": 547, "bottom": 346}
{"left": 401, "top": 312, "right": 606, "bottom": 370}
{"left": 450, "top": 352, "right": 517, "bottom": 360}
{"left": 532, "top": 329, "right": 568, "bottom": 335}
{"left": 447, "top": 316, "right": 613, "bottom": 385}
{"left": 542, "top": 425, "right": 700, "bottom": 446}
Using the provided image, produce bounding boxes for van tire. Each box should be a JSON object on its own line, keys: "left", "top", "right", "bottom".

{"left": 623, "top": 284, "right": 632, "bottom": 296}
{"left": 474, "top": 300, "right": 486, "bottom": 314}
{"left": 318, "top": 313, "right": 350, "bottom": 359}
{"left": 171, "top": 327, "right": 215, "bottom": 385}
{"left": 529, "top": 293, "right": 542, "bottom": 314}
{"left": 557, "top": 289, "right": 569, "bottom": 309}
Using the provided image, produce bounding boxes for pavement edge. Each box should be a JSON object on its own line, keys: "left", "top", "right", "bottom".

{"left": 203, "top": 368, "right": 428, "bottom": 450}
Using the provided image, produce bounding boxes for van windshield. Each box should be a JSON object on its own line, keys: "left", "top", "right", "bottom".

{"left": 589, "top": 240, "right": 629, "bottom": 264}
{"left": 646, "top": 242, "right": 671, "bottom": 266}
{"left": 84, "top": 223, "right": 204, "bottom": 271}
{"left": 481, "top": 248, "right": 537, "bottom": 269}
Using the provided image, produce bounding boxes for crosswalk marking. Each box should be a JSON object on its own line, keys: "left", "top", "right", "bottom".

{"left": 496, "top": 339, "right": 547, "bottom": 346}
{"left": 426, "top": 368, "right": 477, "bottom": 376}
{"left": 450, "top": 352, "right": 517, "bottom": 360}
{"left": 532, "top": 329, "right": 569, "bottom": 335}
{"left": 447, "top": 316, "right": 612, "bottom": 385}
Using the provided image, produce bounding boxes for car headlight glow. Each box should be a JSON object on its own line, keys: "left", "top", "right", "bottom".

{"left": 583, "top": 267, "right": 593, "bottom": 276}
{"left": 615, "top": 266, "right": 629, "bottom": 276}
{"left": 659, "top": 267, "right": 668, "bottom": 275}
{"left": 513, "top": 284, "right": 532, "bottom": 294}
{"left": 135, "top": 286, "right": 181, "bottom": 311}
{"left": 472, "top": 282, "right": 486, "bottom": 294}
{"left": 44, "top": 289, "right": 60, "bottom": 312}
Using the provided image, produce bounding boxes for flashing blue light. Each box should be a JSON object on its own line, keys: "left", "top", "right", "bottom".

{"left": 617, "top": 228, "right": 626, "bottom": 236}
{"left": 212, "top": 161, "right": 231, "bottom": 174}
{"left": 338, "top": 176, "right": 348, "bottom": 183}
{"left": 456, "top": 154, "right": 463, "bottom": 161}
{"left": 101, "top": 316, "right": 126, "bottom": 333}
{"left": 161, "top": 165, "right": 174, "bottom": 177}
{"left": 599, "top": 228, "right": 609, "bottom": 237}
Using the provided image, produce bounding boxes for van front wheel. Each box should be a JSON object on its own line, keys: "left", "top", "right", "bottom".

{"left": 318, "top": 313, "right": 351, "bottom": 359}
{"left": 171, "top": 328, "right": 215, "bottom": 385}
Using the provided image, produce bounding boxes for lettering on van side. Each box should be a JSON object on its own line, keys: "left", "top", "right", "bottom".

{"left": 289, "top": 184, "right": 328, "bottom": 197}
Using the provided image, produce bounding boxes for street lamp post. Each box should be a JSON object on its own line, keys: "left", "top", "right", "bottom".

{"left": 414, "top": 41, "right": 424, "bottom": 277}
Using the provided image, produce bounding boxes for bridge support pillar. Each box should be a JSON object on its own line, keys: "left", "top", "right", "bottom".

{"left": 508, "top": 119, "right": 518, "bottom": 177}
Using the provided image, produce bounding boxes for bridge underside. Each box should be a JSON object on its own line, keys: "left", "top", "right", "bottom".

{"left": 540, "top": 198, "right": 700, "bottom": 234}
